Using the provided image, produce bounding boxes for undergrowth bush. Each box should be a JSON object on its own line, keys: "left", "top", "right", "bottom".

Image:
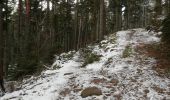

{"left": 80, "top": 48, "right": 101, "bottom": 67}
{"left": 122, "top": 45, "right": 132, "bottom": 58}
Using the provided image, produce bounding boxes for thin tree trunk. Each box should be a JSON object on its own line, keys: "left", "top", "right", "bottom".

{"left": 0, "top": 0, "right": 4, "bottom": 79}
{"left": 74, "top": 0, "right": 78, "bottom": 50}
{"left": 96, "top": 12, "right": 99, "bottom": 41}
{"left": 18, "top": 0, "right": 24, "bottom": 56}
{"left": 26, "top": 0, "right": 30, "bottom": 19}
{"left": 3, "top": 0, "right": 9, "bottom": 77}
{"left": 99, "top": 0, "right": 105, "bottom": 40}
{"left": 155, "top": 0, "right": 162, "bottom": 16}
{"left": 77, "top": 18, "right": 82, "bottom": 49}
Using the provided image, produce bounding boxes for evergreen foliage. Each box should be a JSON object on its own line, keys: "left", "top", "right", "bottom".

{"left": 80, "top": 49, "right": 101, "bottom": 67}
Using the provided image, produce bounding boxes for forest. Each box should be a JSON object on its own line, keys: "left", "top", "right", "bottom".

{"left": 0, "top": 0, "right": 170, "bottom": 81}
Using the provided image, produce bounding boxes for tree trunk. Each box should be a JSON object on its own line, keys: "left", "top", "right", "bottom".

{"left": 74, "top": 0, "right": 78, "bottom": 50}
{"left": 155, "top": 0, "right": 162, "bottom": 16}
{"left": 26, "top": 0, "right": 30, "bottom": 19}
{"left": 77, "top": 18, "right": 82, "bottom": 49}
{"left": 165, "top": 0, "right": 170, "bottom": 15}
{"left": 18, "top": 0, "right": 23, "bottom": 56}
{"left": 99, "top": 0, "right": 105, "bottom": 40}
{"left": 3, "top": 0, "right": 9, "bottom": 77}
{"left": 96, "top": 12, "right": 99, "bottom": 41}
{"left": 0, "top": 0, "right": 4, "bottom": 79}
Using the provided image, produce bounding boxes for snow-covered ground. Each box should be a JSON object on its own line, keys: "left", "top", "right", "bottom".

{"left": 1, "top": 28, "right": 170, "bottom": 100}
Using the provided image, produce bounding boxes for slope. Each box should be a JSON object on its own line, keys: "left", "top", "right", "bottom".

{"left": 1, "top": 28, "right": 170, "bottom": 100}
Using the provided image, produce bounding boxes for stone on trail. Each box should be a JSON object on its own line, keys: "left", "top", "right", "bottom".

{"left": 81, "top": 87, "right": 102, "bottom": 98}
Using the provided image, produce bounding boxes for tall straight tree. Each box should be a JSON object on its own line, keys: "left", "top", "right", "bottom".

{"left": 0, "top": 0, "right": 4, "bottom": 80}
{"left": 25, "top": 0, "right": 30, "bottom": 35}
{"left": 99, "top": 0, "right": 106, "bottom": 40}
{"left": 164, "top": 0, "right": 170, "bottom": 15}
{"left": 25, "top": 0, "right": 31, "bottom": 52}
{"left": 74, "top": 0, "right": 79, "bottom": 50}
{"left": 108, "top": 0, "right": 122, "bottom": 31}
{"left": 3, "top": 0, "right": 9, "bottom": 77}
{"left": 18, "top": 0, "right": 22, "bottom": 38}
{"left": 155, "top": 0, "right": 162, "bottom": 16}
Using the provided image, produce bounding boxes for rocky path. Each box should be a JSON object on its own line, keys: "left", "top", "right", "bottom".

{"left": 1, "top": 28, "right": 170, "bottom": 100}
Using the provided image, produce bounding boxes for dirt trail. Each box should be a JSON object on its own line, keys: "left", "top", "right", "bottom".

{"left": 1, "top": 29, "right": 170, "bottom": 100}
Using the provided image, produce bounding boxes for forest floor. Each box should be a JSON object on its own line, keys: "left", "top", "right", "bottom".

{"left": 1, "top": 28, "right": 170, "bottom": 100}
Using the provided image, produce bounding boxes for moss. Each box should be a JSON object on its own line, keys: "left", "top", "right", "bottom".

{"left": 122, "top": 45, "right": 132, "bottom": 58}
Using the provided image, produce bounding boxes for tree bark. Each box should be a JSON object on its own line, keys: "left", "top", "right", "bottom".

{"left": 0, "top": 0, "right": 4, "bottom": 79}
{"left": 3, "top": 0, "right": 9, "bottom": 77}
{"left": 74, "top": 0, "right": 78, "bottom": 50}
{"left": 26, "top": 0, "right": 30, "bottom": 19}
{"left": 155, "top": 0, "right": 162, "bottom": 15}
{"left": 99, "top": 0, "right": 105, "bottom": 40}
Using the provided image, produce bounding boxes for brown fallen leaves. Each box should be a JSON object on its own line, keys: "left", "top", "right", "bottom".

{"left": 135, "top": 43, "right": 170, "bottom": 78}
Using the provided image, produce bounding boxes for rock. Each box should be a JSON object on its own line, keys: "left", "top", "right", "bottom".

{"left": 5, "top": 81, "right": 19, "bottom": 93}
{"left": 60, "top": 88, "right": 71, "bottom": 96}
{"left": 113, "top": 91, "right": 122, "bottom": 100}
{"left": 32, "top": 91, "right": 37, "bottom": 93}
{"left": 81, "top": 87, "right": 102, "bottom": 98}
{"left": 69, "top": 77, "right": 76, "bottom": 80}
{"left": 144, "top": 89, "right": 149, "bottom": 94}
{"left": 137, "top": 69, "right": 142, "bottom": 74}
{"left": 130, "top": 78, "right": 137, "bottom": 83}
{"left": 166, "top": 92, "right": 170, "bottom": 95}
{"left": 113, "top": 91, "right": 121, "bottom": 96}
{"left": 105, "top": 93, "right": 111, "bottom": 96}
{"left": 91, "top": 78, "right": 106, "bottom": 84}
{"left": 152, "top": 86, "right": 165, "bottom": 93}
{"left": 0, "top": 92, "right": 5, "bottom": 97}
{"left": 110, "top": 79, "right": 119, "bottom": 86}
{"left": 73, "top": 88, "right": 82, "bottom": 92}
{"left": 105, "top": 83, "right": 114, "bottom": 88}
{"left": 64, "top": 73, "right": 73, "bottom": 76}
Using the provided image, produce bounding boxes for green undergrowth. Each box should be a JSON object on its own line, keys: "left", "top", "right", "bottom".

{"left": 122, "top": 45, "right": 132, "bottom": 58}
{"left": 79, "top": 48, "right": 102, "bottom": 67}
{"left": 61, "top": 51, "right": 76, "bottom": 60}
{"left": 99, "top": 33, "right": 117, "bottom": 49}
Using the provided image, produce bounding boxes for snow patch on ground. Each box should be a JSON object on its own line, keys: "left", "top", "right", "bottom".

{"left": 1, "top": 28, "right": 170, "bottom": 100}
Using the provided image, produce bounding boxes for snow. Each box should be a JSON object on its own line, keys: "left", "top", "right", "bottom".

{"left": 1, "top": 28, "right": 170, "bottom": 100}
{"left": 86, "top": 62, "right": 103, "bottom": 71}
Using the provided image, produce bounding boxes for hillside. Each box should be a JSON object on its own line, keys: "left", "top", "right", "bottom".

{"left": 1, "top": 28, "right": 170, "bottom": 100}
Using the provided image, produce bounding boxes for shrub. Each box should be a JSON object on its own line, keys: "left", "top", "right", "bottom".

{"left": 80, "top": 48, "right": 101, "bottom": 67}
